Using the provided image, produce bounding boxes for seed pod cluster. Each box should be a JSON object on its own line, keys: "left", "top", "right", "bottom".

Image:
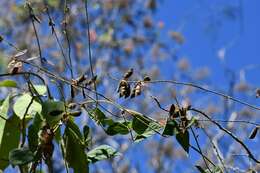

{"left": 117, "top": 68, "right": 134, "bottom": 98}
{"left": 72, "top": 74, "right": 97, "bottom": 87}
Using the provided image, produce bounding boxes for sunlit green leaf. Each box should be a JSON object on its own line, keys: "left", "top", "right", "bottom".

{"left": 87, "top": 145, "right": 120, "bottom": 163}
{"left": 0, "top": 80, "right": 17, "bottom": 88}
{"left": 13, "top": 93, "right": 42, "bottom": 119}
{"left": 33, "top": 85, "right": 47, "bottom": 95}
{"left": 0, "top": 115, "right": 20, "bottom": 170}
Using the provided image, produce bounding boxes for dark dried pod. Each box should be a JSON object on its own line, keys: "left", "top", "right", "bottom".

{"left": 0, "top": 35, "right": 3, "bottom": 42}
{"left": 87, "top": 75, "right": 97, "bottom": 85}
{"left": 143, "top": 76, "right": 151, "bottom": 82}
{"left": 123, "top": 68, "right": 133, "bottom": 79}
{"left": 169, "top": 104, "right": 175, "bottom": 116}
{"left": 249, "top": 127, "right": 258, "bottom": 139}
{"left": 77, "top": 74, "right": 86, "bottom": 84}
{"left": 256, "top": 88, "right": 260, "bottom": 98}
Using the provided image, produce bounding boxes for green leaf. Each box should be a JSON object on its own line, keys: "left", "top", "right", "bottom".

{"left": 187, "top": 116, "right": 197, "bottom": 128}
{"left": 0, "top": 115, "right": 20, "bottom": 170}
{"left": 0, "top": 80, "right": 17, "bottom": 88}
{"left": 132, "top": 115, "right": 150, "bottom": 135}
{"left": 88, "top": 108, "right": 106, "bottom": 125}
{"left": 162, "top": 119, "right": 179, "bottom": 136}
{"left": 42, "top": 100, "right": 65, "bottom": 126}
{"left": 66, "top": 119, "right": 83, "bottom": 140}
{"left": 106, "top": 122, "right": 129, "bottom": 136}
{"left": 176, "top": 130, "right": 190, "bottom": 154}
{"left": 83, "top": 125, "right": 91, "bottom": 145}
{"left": 64, "top": 122, "right": 88, "bottom": 173}
{"left": 134, "top": 121, "right": 162, "bottom": 142}
{"left": 87, "top": 145, "right": 120, "bottom": 163}
{"left": 28, "top": 113, "right": 43, "bottom": 152}
{"left": 33, "top": 85, "right": 47, "bottom": 95}
{"left": 88, "top": 108, "right": 130, "bottom": 136}
{"left": 0, "top": 96, "right": 10, "bottom": 169}
{"left": 9, "top": 148, "right": 34, "bottom": 166}
{"left": 13, "top": 93, "right": 42, "bottom": 119}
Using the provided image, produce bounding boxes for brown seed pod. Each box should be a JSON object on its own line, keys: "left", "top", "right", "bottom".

{"left": 123, "top": 68, "right": 133, "bottom": 79}
{"left": 118, "top": 80, "right": 131, "bottom": 98}
{"left": 131, "top": 81, "right": 142, "bottom": 98}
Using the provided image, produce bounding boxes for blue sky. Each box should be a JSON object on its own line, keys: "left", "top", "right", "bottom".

{"left": 156, "top": 0, "right": 260, "bottom": 86}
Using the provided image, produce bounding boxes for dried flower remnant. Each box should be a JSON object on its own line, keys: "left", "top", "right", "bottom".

{"left": 235, "top": 82, "right": 250, "bottom": 92}
{"left": 8, "top": 60, "right": 23, "bottom": 74}
{"left": 89, "top": 29, "right": 97, "bottom": 43}
{"left": 169, "top": 31, "right": 185, "bottom": 44}
{"left": 177, "top": 58, "right": 190, "bottom": 71}
{"left": 143, "top": 17, "right": 153, "bottom": 28}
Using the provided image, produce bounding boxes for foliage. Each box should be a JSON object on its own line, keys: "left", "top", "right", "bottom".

{"left": 0, "top": 0, "right": 258, "bottom": 172}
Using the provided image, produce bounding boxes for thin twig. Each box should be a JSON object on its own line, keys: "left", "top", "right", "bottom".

{"left": 190, "top": 108, "right": 260, "bottom": 164}
{"left": 108, "top": 75, "right": 260, "bottom": 111}
{"left": 202, "top": 128, "right": 227, "bottom": 172}
{"left": 190, "top": 127, "right": 213, "bottom": 173}
{"left": 84, "top": 0, "right": 98, "bottom": 106}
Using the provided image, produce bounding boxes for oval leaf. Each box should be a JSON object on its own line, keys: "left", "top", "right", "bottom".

{"left": 9, "top": 148, "right": 34, "bottom": 166}
{"left": 13, "top": 94, "right": 42, "bottom": 119}
{"left": 87, "top": 145, "right": 120, "bottom": 163}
